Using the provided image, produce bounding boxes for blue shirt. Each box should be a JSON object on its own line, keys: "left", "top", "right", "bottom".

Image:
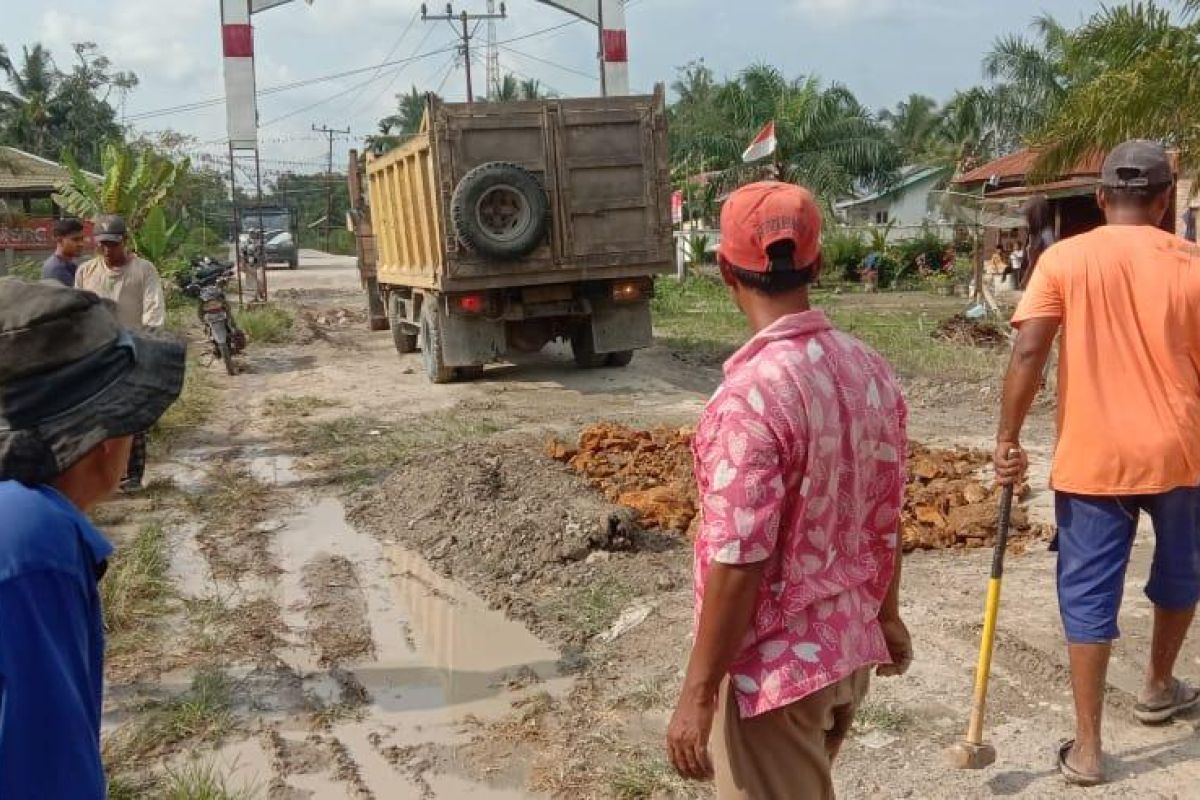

{"left": 0, "top": 482, "right": 111, "bottom": 799}
{"left": 40, "top": 254, "right": 78, "bottom": 287}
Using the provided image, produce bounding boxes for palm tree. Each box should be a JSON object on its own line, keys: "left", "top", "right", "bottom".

{"left": 492, "top": 74, "right": 521, "bottom": 102}
{"left": 1030, "top": 1, "right": 1200, "bottom": 181}
{"left": 379, "top": 86, "right": 429, "bottom": 136}
{"left": 879, "top": 94, "right": 942, "bottom": 161}
{"left": 2, "top": 45, "right": 58, "bottom": 156}
{"left": 671, "top": 64, "right": 900, "bottom": 205}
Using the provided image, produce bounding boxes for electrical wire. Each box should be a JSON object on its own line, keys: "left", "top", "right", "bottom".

{"left": 123, "top": 20, "right": 585, "bottom": 123}
{"left": 340, "top": 9, "right": 421, "bottom": 116}
{"left": 498, "top": 44, "right": 599, "bottom": 81}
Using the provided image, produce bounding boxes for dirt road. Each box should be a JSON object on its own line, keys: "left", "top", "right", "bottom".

{"left": 102, "top": 249, "right": 1200, "bottom": 798}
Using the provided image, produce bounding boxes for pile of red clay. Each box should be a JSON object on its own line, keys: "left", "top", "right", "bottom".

{"left": 547, "top": 424, "right": 697, "bottom": 534}
{"left": 549, "top": 425, "right": 1050, "bottom": 553}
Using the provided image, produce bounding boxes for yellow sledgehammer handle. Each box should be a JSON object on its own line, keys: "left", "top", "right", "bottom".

{"left": 966, "top": 484, "right": 1015, "bottom": 746}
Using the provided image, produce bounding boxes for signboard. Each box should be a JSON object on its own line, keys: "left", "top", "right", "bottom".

{"left": 0, "top": 218, "right": 94, "bottom": 251}
{"left": 222, "top": 0, "right": 259, "bottom": 149}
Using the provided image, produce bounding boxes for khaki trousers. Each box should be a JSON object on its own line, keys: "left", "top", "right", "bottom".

{"left": 711, "top": 669, "right": 871, "bottom": 800}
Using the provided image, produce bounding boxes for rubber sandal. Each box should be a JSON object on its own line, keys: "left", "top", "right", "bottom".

{"left": 1134, "top": 679, "right": 1200, "bottom": 725}
{"left": 1057, "top": 740, "right": 1104, "bottom": 787}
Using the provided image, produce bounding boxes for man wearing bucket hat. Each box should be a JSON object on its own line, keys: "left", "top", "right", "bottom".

{"left": 667, "top": 182, "right": 910, "bottom": 799}
{"left": 75, "top": 214, "right": 168, "bottom": 492}
{"left": 0, "top": 278, "right": 185, "bottom": 797}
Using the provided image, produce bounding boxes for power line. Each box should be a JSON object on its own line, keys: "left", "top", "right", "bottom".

{"left": 124, "top": 20, "right": 583, "bottom": 124}
{"left": 357, "top": 25, "right": 441, "bottom": 117}
{"left": 420, "top": 3, "right": 508, "bottom": 103}
{"left": 341, "top": 9, "right": 421, "bottom": 117}
{"left": 499, "top": 44, "right": 599, "bottom": 81}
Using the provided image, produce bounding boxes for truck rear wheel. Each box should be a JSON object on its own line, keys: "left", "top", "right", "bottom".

{"left": 451, "top": 162, "right": 548, "bottom": 260}
{"left": 420, "top": 303, "right": 456, "bottom": 384}
{"left": 606, "top": 350, "right": 634, "bottom": 368}
{"left": 571, "top": 326, "right": 608, "bottom": 369}
{"left": 389, "top": 294, "right": 418, "bottom": 354}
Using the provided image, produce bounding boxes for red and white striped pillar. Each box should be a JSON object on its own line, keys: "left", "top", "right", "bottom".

{"left": 221, "top": 0, "right": 258, "bottom": 149}
{"left": 598, "top": 0, "right": 629, "bottom": 96}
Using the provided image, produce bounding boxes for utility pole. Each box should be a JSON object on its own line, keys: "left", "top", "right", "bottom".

{"left": 420, "top": 3, "right": 507, "bottom": 103}
{"left": 312, "top": 124, "right": 350, "bottom": 252}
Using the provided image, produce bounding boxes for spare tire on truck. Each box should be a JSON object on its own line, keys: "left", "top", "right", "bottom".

{"left": 451, "top": 162, "right": 548, "bottom": 260}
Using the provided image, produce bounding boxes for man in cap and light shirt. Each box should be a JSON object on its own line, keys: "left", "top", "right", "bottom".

{"left": 996, "top": 140, "right": 1200, "bottom": 786}
{"left": 0, "top": 278, "right": 185, "bottom": 797}
{"left": 667, "top": 181, "right": 911, "bottom": 799}
{"left": 75, "top": 214, "right": 168, "bottom": 491}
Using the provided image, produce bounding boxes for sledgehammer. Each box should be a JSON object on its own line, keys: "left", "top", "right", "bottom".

{"left": 946, "top": 483, "right": 1015, "bottom": 770}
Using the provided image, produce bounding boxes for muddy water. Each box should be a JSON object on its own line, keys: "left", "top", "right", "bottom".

{"left": 248, "top": 492, "right": 568, "bottom": 796}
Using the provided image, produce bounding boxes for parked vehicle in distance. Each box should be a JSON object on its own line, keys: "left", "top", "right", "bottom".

{"left": 237, "top": 205, "right": 299, "bottom": 269}
{"left": 347, "top": 87, "right": 673, "bottom": 383}
{"left": 178, "top": 256, "right": 247, "bottom": 375}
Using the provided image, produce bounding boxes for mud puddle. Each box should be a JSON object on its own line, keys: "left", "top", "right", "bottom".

{"left": 252, "top": 493, "right": 570, "bottom": 796}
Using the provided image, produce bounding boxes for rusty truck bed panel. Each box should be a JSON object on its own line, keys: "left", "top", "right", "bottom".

{"left": 366, "top": 88, "right": 671, "bottom": 292}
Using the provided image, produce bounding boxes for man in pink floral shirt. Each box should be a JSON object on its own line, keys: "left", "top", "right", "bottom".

{"left": 667, "top": 182, "right": 911, "bottom": 799}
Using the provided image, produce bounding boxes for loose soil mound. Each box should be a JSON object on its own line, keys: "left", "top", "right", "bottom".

{"left": 546, "top": 424, "right": 697, "bottom": 534}
{"left": 550, "top": 424, "right": 1050, "bottom": 553}
{"left": 934, "top": 314, "right": 1009, "bottom": 348}
{"left": 904, "top": 443, "right": 1049, "bottom": 552}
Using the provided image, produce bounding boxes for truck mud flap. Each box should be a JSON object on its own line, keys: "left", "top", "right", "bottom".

{"left": 590, "top": 300, "right": 653, "bottom": 354}
{"left": 441, "top": 311, "right": 506, "bottom": 367}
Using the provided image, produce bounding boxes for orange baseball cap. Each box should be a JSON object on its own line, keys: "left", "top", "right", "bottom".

{"left": 718, "top": 181, "right": 822, "bottom": 272}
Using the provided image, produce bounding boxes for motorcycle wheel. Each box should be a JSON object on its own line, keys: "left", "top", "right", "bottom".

{"left": 219, "top": 340, "right": 236, "bottom": 376}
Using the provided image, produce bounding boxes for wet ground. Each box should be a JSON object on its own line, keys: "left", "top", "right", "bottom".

{"left": 96, "top": 249, "right": 1200, "bottom": 799}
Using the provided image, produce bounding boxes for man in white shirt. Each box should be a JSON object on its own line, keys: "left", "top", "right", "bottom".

{"left": 75, "top": 215, "right": 167, "bottom": 490}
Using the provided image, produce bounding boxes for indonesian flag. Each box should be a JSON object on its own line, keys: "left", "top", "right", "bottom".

{"left": 742, "top": 121, "right": 777, "bottom": 163}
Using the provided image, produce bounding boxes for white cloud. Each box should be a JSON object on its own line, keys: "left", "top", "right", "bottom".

{"left": 40, "top": 1, "right": 212, "bottom": 84}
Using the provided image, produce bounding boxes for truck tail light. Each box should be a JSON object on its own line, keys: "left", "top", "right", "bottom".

{"left": 612, "top": 280, "right": 645, "bottom": 303}
{"left": 456, "top": 293, "right": 486, "bottom": 314}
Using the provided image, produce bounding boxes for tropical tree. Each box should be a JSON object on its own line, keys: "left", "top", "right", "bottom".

{"left": 670, "top": 64, "right": 900, "bottom": 205}
{"left": 53, "top": 142, "right": 189, "bottom": 238}
{"left": 879, "top": 94, "right": 942, "bottom": 162}
{"left": 1030, "top": 1, "right": 1200, "bottom": 180}
{"left": 491, "top": 74, "right": 549, "bottom": 101}
{"left": 380, "top": 85, "right": 429, "bottom": 135}
{"left": 0, "top": 42, "right": 133, "bottom": 171}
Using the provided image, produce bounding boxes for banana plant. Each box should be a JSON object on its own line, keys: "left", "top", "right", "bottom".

{"left": 132, "top": 206, "right": 186, "bottom": 265}
{"left": 53, "top": 142, "right": 189, "bottom": 235}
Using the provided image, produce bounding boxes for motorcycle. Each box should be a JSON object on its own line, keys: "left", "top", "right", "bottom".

{"left": 179, "top": 257, "right": 247, "bottom": 375}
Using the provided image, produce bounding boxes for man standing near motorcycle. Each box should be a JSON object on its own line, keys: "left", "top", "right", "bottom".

{"left": 75, "top": 215, "right": 167, "bottom": 491}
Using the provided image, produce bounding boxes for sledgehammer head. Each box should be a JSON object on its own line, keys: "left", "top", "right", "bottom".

{"left": 946, "top": 740, "right": 996, "bottom": 770}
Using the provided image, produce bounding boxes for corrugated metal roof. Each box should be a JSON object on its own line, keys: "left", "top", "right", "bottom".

{"left": 954, "top": 149, "right": 1105, "bottom": 185}
{"left": 835, "top": 165, "right": 951, "bottom": 209}
{"left": 0, "top": 146, "right": 98, "bottom": 194}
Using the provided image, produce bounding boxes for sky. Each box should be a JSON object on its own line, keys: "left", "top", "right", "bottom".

{"left": 4, "top": 0, "right": 1105, "bottom": 178}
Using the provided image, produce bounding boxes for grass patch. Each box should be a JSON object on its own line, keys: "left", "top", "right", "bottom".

{"left": 153, "top": 358, "right": 219, "bottom": 453}
{"left": 262, "top": 394, "right": 342, "bottom": 419}
{"left": 105, "top": 668, "right": 235, "bottom": 770}
{"left": 615, "top": 673, "right": 675, "bottom": 711}
{"left": 160, "top": 758, "right": 259, "bottom": 800}
{"left": 238, "top": 304, "right": 294, "bottom": 344}
{"left": 854, "top": 701, "right": 910, "bottom": 732}
{"left": 103, "top": 521, "right": 171, "bottom": 634}
{"left": 278, "top": 410, "right": 502, "bottom": 487}
{"left": 653, "top": 276, "right": 1004, "bottom": 381}
{"left": 607, "top": 752, "right": 695, "bottom": 799}
{"left": 550, "top": 577, "right": 636, "bottom": 640}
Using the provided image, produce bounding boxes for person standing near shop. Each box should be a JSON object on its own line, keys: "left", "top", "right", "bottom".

{"left": 75, "top": 215, "right": 167, "bottom": 491}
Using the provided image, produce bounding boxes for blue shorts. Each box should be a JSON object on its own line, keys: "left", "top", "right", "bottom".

{"left": 1053, "top": 486, "right": 1200, "bottom": 644}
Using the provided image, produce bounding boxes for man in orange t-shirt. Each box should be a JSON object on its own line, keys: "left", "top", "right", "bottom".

{"left": 995, "top": 140, "right": 1200, "bottom": 787}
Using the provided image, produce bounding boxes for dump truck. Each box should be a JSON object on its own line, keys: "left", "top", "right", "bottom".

{"left": 347, "top": 87, "right": 672, "bottom": 383}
